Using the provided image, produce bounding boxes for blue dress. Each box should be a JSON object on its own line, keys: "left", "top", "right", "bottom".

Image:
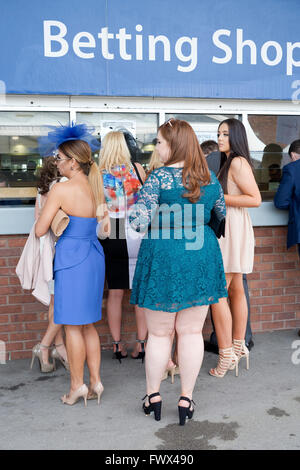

{"left": 54, "top": 215, "right": 105, "bottom": 325}
{"left": 130, "top": 168, "right": 227, "bottom": 313}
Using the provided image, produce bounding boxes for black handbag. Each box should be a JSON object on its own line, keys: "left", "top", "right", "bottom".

{"left": 208, "top": 205, "right": 226, "bottom": 238}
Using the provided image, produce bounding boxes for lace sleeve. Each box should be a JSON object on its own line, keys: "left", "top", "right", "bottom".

{"left": 212, "top": 173, "right": 226, "bottom": 217}
{"left": 129, "top": 171, "right": 160, "bottom": 232}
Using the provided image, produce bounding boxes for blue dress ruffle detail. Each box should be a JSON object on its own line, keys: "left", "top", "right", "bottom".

{"left": 54, "top": 216, "right": 105, "bottom": 325}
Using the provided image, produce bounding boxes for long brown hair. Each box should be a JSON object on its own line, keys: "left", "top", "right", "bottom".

{"left": 217, "top": 118, "right": 253, "bottom": 194}
{"left": 59, "top": 140, "right": 105, "bottom": 208}
{"left": 37, "top": 156, "right": 59, "bottom": 195}
{"left": 159, "top": 119, "right": 210, "bottom": 203}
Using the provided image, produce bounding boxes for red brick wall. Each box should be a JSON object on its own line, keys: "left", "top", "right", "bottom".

{"left": 0, "top": 227, "right": 299, "bottom": 360}
{"left": 247, "top": 227, "right": 300, "bottom": 332}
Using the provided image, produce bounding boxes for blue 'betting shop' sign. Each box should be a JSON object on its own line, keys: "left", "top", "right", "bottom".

{"left": 1, "top": 0, "right": 300, "bottom": 99}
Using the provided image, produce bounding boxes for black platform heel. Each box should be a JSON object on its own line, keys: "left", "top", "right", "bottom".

{"left": 131, "top": 339, "right": 146, "bottom": 363}
{"left": 142, "top": 392, "right": 162, "bottom": 421}
{"left": 178, "top": 396, "right": 195, "bottom": 426}
{"left": 112, "top": 341, "right": 128, "bottom": 363}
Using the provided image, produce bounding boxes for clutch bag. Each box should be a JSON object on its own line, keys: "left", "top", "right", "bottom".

{"left": 51, "top": 209, "right": 70, "bottom": 237}
{"left": 208, "top": 206, "right": 225, "bottom": 239}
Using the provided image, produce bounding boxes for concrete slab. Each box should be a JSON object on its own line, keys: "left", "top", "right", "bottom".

{"left": 0, "top": 329, "right": 299, "bottom": 450}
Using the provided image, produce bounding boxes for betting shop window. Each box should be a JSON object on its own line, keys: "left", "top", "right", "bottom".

{"left": 247, "top": 115, "right": 299, "bottom": 201}
{"left": 76, "top": 112, "right": 159, "bottom": 168}
{"left": 0, "top": 111, "right": 69, "bottom": 206}
{"left": 165, "top": 113, "right": 238, "bottom": 148}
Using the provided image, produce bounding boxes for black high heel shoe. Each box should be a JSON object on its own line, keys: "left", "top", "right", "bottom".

{"left": 112, "top": 341, "right": 128, "bottom": 363}
{"left": 178, "top": 396, "right": 195, "bottom": 426}
{"left": 131, "top": 339, "right": 146, "bottom": 363}
{"left": 142, "top": 392, "right": 162, "bottom": 421}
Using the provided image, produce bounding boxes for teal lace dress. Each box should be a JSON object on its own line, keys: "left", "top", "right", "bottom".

{"left": 129, "top": 167, "right": 227, "bottom": 312}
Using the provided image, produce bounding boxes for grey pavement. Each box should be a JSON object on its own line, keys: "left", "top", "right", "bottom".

{"left": 0, "top": 329, "right": 299, "bottom": 451}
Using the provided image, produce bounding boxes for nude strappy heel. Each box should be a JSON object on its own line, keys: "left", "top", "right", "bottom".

{"left": 232, "top": 339, "right": 250, "bottom": 370}
{"left": 87, "top": 382, "right": 104, "bottom": 405}
{"left": 162, "top": 363, "right": 180, "bottom": 384}
{"left": 51, "top": 343, "right": 69, "bottom": 371}
{"left": 209, "top": 346, "right": 238, "bottom": 378}
{"left": 61, "top": 384, "right": 88, "bottom": 406}
{"left": 30, "top": 343, "right": 54, "bottom": 373}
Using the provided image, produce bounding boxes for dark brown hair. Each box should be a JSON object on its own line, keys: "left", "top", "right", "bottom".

{"left": 217, "top": 118, "right": 253, "bottom": 194}
{"left": 200, "top": 140, "right": 218, "bottom": 157}
{"left": 288, "top": 139, "right": 300, "bottom": 156}
{"left": 37, "top": 156, "right": 59, "bottom": 195}
{"left": 159, "top": 119, "right": 210, "bottom": 203}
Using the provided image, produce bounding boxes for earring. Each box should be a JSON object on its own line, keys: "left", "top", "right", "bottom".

{"left": 71, "top": 166, "right": 74, "bottom": 171}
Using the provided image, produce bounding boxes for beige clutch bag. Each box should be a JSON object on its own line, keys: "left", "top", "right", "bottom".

{"left": 51, "top": 209, "right": 70, "bottom": 237}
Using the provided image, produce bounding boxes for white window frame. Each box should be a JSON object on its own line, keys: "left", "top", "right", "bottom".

{"left": 0, "top": 94, "right": 295, "bottom": 234}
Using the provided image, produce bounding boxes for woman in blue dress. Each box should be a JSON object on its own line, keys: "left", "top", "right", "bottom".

{"left": 130, "top": 119, "right": 233, "bottom": 425}
{"left": 36, "top": 124, "right": 109, "bottom": 406}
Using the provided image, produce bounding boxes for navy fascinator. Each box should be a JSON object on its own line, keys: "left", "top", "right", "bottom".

{"left": 38, "top": 123, "right": 101, "bottom": 157}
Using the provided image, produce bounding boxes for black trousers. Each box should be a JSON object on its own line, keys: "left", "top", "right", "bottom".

{"left": 209, "top": 274, "right": 253, "bottom": 347}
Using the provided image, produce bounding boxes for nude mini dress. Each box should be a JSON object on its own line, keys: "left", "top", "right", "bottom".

{"left": 218, "top": 177, "right": 255, "bottom": 274}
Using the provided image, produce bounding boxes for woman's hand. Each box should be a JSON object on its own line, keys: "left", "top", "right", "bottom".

{"left": 96, "top": 202, "right": 111, "bottom": 239}
{"left": 225, "top": 157, "right": 262, "bottom": 208}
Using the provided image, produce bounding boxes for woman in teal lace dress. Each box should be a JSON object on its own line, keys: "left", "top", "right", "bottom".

{"left": 129, "top": 119, "right": 228, "bottom": 425}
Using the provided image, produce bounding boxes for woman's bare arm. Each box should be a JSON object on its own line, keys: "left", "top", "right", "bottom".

{"left": 135, "top": 162, "right": 147, "bottom": 183}
{"left": 35, "top": 184, "right": 62, "bottom": 237}
{"left": 225, "top": 157, "right": 261, "bottom": 208}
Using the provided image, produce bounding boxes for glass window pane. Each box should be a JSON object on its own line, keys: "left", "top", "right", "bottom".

{"left": 165, "top": 113, "right": 238, "bottom": 145}
{"left": 0, "top": 111, "right": 69, "bottom": 206}
{"left": 76, "top": 112, "right": 158, "bottom": 167}
{"left": 247, "top": 115, "right": 298, "bottom": 201}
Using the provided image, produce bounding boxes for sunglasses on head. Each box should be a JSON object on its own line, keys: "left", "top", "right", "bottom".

{"left": 165, "top": 118, "right": 175, "bottom": 127}
{"left": 53, "top": 151, "right": 71, "bottom": 162}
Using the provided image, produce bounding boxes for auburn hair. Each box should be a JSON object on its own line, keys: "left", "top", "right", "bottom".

{"left": 159, "top": 119, "right": 210, "bottom": 203}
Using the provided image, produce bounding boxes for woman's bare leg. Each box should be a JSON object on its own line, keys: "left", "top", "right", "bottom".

{"left": 144, "top": 308, "right": 176, "bottom": 403}
{"left": 64, "top": 325, "right": 86, "bottom": 392}
{"left": 82, "top": 324, "right": 101, "bottom": 388}
{"left": 53, "top": 327, "right": 68, "bottom": 363}
{"left": 106, "top": 289, "right": 127, "bottom": 354}
{"left": 40, "top": 296, "right": 64, "bottom": 363}
{"left": 131, "top": 305, "right": 147, "bottom": 357}
{"left": 228, "top": 273, "right": 248, "bottom": 340}
{"left": 210, "top": 296, "right": 233, "bottom": 349}
{"left": 175, "top": 305, "right": 208, "bottom": 407}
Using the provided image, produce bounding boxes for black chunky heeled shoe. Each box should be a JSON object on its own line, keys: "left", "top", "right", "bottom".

{"left": 131, "top": 339, "right": 146, "bottom": 363}
{"left": 112, "top": 341, "right": 128, "bottom": 363}
{"left": 142, "top": 392, "right": 162, "bottom": 421}
{"left": 178, "top": 396, "right": 195, "bottom": 426}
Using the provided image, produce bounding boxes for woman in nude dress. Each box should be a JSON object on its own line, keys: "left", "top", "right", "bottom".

{"left": 210, "top": 118, "right": 261, "bottom": 377}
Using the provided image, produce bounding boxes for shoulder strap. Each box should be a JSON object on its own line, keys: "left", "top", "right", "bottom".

{"left": 132, "top": 161, "right": 144, "bottom": 186}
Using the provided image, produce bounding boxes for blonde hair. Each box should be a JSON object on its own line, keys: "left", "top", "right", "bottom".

{"left": 99, "top": 131, "right": 131, "bottom": 172}
{"left": 59, "top": 140, "right": 105, "bottom": 209}
{"left": 148, "top": 148, "right": 162, "bottom": 173}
